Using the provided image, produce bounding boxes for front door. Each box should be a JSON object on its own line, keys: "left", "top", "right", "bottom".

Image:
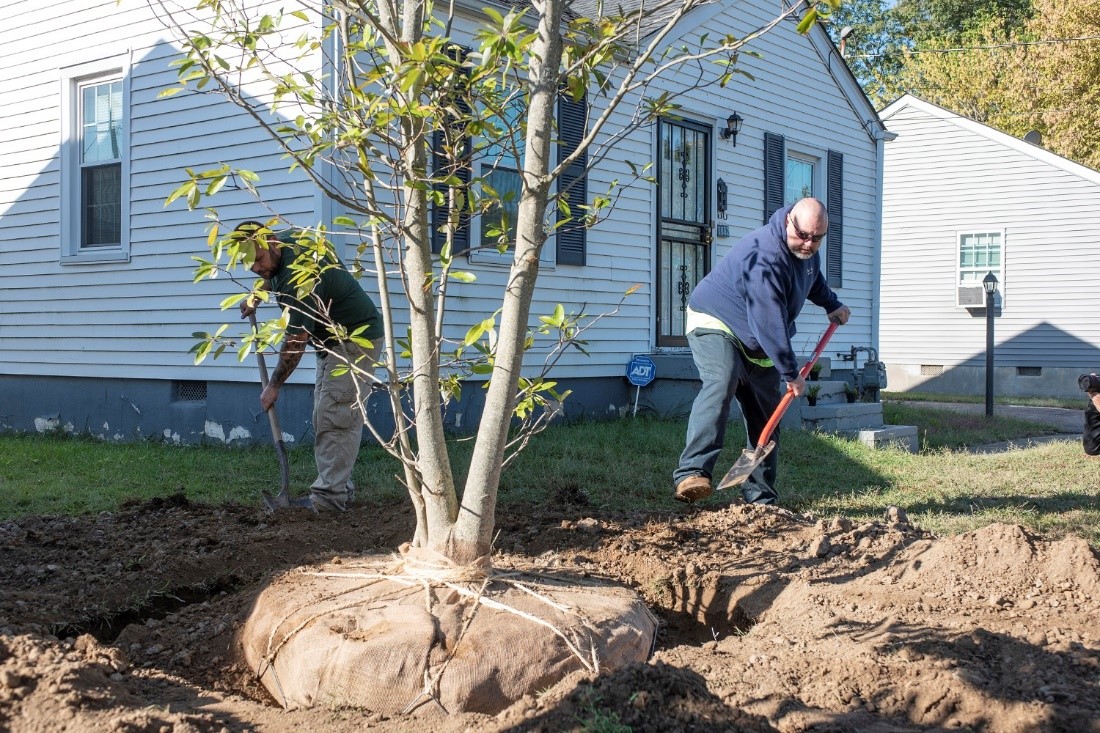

{"left": 656, "top": 117, "right": 711, "bottom": 347}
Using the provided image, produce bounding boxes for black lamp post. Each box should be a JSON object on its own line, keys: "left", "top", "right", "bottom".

{"left": 983, "top": 272, "right": 999, "bottom": 417}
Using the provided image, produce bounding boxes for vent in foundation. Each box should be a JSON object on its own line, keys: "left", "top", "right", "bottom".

{"left": 1016, "top": 366, "right": 1042, "bottom": 377}
{"left": 174, "top": 380, "right": 208, "bottom": 402}
{"left": 920, "top": 364, "right": 944, "bottom": 376}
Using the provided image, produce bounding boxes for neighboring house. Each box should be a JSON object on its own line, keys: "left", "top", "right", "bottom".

{"left": 0, "top": 0, "right": 888, "bottom": 444}
{"left": 879, "top": 94, "right": 1100, "bottom": 399}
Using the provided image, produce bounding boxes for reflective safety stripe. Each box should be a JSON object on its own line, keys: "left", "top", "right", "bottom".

{"left": 685, "top": 307, "right": 774, "bottom": 368}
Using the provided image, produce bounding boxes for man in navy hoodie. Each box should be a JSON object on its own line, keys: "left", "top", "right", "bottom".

{"left": 673, "top": 198, "right": 850, "bottom": 505}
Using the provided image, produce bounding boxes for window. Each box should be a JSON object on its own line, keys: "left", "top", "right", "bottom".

{"left": 61, "top": 57, "right": 130, "bottom": 263}
{"left": 431, "top": 84, "right": 589, "bottom": 266}
{"left": 478, "top": 98, "right": 524, "bottom": 253}
{"left": 763, "top": 132, "right": 844, "bottom": 287}
{"left": 784, "top": 153, "right": 816, "bottom": 204}
{"left": 958, "top": 231, "right": 1002, "bottom": 284}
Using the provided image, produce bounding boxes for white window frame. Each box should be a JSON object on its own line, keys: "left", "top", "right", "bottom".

{"left": 784, "top": 142, "right": 828, "bottom": 263}
{"left": 60, "top": 54, "right": 131, "bottom": 264}
{"left": 956, "top": 229, "right": 1006, "bottom": 308}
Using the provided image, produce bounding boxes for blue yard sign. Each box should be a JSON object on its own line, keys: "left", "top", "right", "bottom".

{"left": 626, "top": 355, "right": 656, "bottom": 416}
{"left": 626, "top": 355, "right": 656, "bottom": 387}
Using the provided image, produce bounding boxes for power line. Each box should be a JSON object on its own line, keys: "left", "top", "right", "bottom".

{"left": 854, "top": 34, "right": 1100, "bottom": 58}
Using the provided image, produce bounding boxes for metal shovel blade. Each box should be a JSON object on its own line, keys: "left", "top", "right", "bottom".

{"left": 260, "top": 489, "right": 290, "bottom": 513}
{"left": 716, "top": 440, "right": 776, "bottom": 491}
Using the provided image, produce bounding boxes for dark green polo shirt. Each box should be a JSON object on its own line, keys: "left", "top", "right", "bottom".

{"left": 267, "top": 235, "right": 383, "bottom": 346}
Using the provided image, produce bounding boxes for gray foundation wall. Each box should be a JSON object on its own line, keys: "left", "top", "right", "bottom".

{"left": 886, "top": 364, "right": 1089, "bottom": 400}
{"left": 0, "top": 374, "right": 636, "bottom": 445}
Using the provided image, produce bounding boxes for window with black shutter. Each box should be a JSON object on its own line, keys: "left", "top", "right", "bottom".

{"left": 763, "top": 131, "right": 785, "bottom": 223}
{"left": 556, "top": 91, "right": 588, "bottom": 266}
{"left": 430, "top": 47, "right": 472, "bottom": 254}
{"left": 763, "top": 132, "right": 844, "bottom": 288}
{"left": 826, "top": 149, "right": 843, "bottom": 288}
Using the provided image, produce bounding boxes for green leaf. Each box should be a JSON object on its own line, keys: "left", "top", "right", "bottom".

{"left": 333, "top": 215, "right": 357, "bottom": 227}
{"left": 158, "top": 87, "right": 185, "bottom": 99}
{"left": 464, "top": 322, "right": 486, "bottom": 346}
{"left": 448, "top": 271, "right": 477, "bottom": 283}
{"left": 796, "top": 8, "right": 818, "bottom": 35}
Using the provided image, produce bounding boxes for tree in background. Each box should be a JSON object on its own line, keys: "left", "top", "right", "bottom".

{"left": 831, "top": 0, "right": 1100, "bottom": 170}
{"left": 1025, "top": 0, "right": 1100, "bottom": 169}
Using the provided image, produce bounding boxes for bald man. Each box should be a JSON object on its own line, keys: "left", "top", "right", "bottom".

{"left": 673, "top": 198, "right": 851, "bottom": 505}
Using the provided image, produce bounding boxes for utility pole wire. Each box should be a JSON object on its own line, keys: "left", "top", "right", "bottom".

{"left": 853, "top": 34, "right": 1100, "bottom": 58}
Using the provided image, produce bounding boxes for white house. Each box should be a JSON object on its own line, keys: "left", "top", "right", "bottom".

{"left": 0, "top": 0, "right": 888, "bottom": 444}
{"left": 879, "top": 94, "right": 1100, "bottom": 399}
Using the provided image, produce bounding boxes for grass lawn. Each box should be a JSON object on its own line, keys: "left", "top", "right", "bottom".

{"left": 1, "top": 403, "right": 1096, "bottom": 546}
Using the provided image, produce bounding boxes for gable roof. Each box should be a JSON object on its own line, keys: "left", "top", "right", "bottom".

{"left": 881, "top": 94, "right": 1100, "bottom": 187}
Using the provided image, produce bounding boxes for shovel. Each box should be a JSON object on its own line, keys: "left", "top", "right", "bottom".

{"left": 716, "top": 320, "right": 840, "bottom": 491}
{"left": 249, "top": 313, "right": 292, "bottom": 512}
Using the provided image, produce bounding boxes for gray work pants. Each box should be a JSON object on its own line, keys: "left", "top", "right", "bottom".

{"left": 309, "top": 340, "right": 380, "bottom": 510}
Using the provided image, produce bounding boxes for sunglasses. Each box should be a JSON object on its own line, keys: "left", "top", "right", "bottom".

{"left": 790, "top": 217, "right": 826, "bottom": 243}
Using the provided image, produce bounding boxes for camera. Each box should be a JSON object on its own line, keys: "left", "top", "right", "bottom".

{"left": 1079, "top": 374, "right": 1100, "bottom": 392}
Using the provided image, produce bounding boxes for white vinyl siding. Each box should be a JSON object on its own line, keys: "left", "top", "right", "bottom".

{"left": 880, "top": 95, "right": 1100, "bottom": 375}
{"left": 0, "top": 0, "right": 882, "bottom": 384}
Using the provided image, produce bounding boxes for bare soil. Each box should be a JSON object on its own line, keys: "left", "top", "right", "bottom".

{"left": 1, "top": 493, "right": 1098, "bottom": 732}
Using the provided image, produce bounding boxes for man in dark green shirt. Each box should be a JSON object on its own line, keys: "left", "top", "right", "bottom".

{"left": 236, "top": 222, "right": 384, "bottom": 511}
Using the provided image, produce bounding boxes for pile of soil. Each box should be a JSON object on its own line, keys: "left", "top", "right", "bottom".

{"left": 1, "top": 494, "right": 1097, "bottom": 732}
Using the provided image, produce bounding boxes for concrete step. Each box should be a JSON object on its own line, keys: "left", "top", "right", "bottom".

{"left": 841, "top": 425, "right": 919, "bottom": 453}
{"left": 782, "top": 399, "right": 882, "bottom": 432}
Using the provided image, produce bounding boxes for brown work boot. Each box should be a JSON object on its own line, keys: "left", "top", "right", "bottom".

{"left": 674, "top": 475, "right": 713, "bottom": 503}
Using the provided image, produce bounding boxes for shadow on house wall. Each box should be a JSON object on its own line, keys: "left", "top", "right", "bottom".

{"left": 887, "top": 321, "right": 1100, "bottom": 399}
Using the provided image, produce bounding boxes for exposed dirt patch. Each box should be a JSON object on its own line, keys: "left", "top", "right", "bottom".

{"left": 1, "top": 494, "right": 1098, "bottom": 732}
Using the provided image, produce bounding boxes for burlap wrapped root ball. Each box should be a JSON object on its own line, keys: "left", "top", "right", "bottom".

{"left": 238, "top": 548, "right": 658, "bottom": 715}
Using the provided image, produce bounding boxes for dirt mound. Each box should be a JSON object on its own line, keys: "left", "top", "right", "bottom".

{"left": 1, "top": 498, "right": 1098, "bottom": 732}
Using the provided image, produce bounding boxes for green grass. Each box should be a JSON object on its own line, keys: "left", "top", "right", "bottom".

{"left": 884, "top": 390, "right": 1082, "bottom": 410}
{"left": 0, "top": 402, "right": 1096, "bottom": 546}
{"left": 882, "top": 402, "right": 1062, "bottom": 450}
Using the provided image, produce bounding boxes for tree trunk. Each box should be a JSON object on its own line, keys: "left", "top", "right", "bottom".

{"left": 377, "top": 0, "right": 461, "bottom": 551}
{"left": 451, "top": 0, "right": 564, "bottom": 564}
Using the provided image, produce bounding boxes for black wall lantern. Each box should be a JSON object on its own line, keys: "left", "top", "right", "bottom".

{"left": 719, "top": 112, "right": 743, "bottom": 145}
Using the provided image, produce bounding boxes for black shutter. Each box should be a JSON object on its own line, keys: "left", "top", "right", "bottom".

{"left": 431, "top": 48, "right": 472, "bottom": 254}
{"left": 556, "top": 91, "right": 588, "bottom": 266}
{"left": 763, "top": 132, "right": 785, "bottom": 224}
{"left": 826, "top": 149, "right": 843, "bottom": 288}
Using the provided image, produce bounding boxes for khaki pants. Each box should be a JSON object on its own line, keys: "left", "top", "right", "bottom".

{"left": 309, "top": 340, "right": 380, "bottom": 511}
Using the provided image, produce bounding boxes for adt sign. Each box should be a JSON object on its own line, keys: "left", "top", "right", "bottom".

{"left": 626, "top": 354, "right": 656, "bottom": 387}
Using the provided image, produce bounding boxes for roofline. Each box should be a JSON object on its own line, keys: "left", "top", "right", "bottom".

{"left": 804, "top": 17, "right": 890, "bottom": 143}
{"left": 881, "top": 94, "right": 1100, "bottom": 185}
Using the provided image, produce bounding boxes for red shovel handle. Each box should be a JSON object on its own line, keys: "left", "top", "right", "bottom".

{"left": 753, "top": 321, "right": 840, "bottom": 449}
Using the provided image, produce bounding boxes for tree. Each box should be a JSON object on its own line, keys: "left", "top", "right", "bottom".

{"left": 150, "top": 0, "right": 843, "bottom": 712}
{"left": 1024, "top": 0, "right": 1100, "bottom": 169}
{"left": 824, "top": 0, "right": 903, "bottom": 106}
{"left": 883, "top": 0, "right": 1100, "bottom": 170}
{"left": 158, "top": 0, "right": 838, "bottom": 568}
{"left": 828, "top": 0, "right": 1035, "bottom": 106}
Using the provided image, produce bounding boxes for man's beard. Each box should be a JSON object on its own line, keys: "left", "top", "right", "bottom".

{"left": 788, "top": 246, "right": 814, "bottom": 261}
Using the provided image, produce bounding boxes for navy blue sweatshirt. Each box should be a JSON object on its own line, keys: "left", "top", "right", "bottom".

{"left": 688, "top": 205, "right": 843, "bottom": 382}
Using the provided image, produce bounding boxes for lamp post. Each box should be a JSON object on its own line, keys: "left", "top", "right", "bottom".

{"left": 983, "top": 272, "right": 998, "bottom": 417}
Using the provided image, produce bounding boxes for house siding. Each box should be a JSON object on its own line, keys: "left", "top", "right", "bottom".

{"left": 0, "top": 0, "right": 883, "bottom": 441}
{"left": 880, "top": 96, "right": 1100, "bottom": 398}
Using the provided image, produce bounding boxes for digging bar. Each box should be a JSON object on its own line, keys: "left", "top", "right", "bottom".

{"left": 249, "top": 312, "right": 292, "bottom": 512}
{"left": 716, "top": 320, "right": 840, "bottom": 491}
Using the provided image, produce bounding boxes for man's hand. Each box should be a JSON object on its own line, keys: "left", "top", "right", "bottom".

{"left": 260, "top": 385, "right": 279, "bottom": 412}
{"left": 240, "top": 296, "right": 258, "bottom": 320}
{"left": 1089, "top": 389, "right": 1100, "bottom": 412}
{"left": 827, "top": 305, "right": 851, "bottom": 325}
{"left": 787, "top": 374, "right": 807, "bottom": 397}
